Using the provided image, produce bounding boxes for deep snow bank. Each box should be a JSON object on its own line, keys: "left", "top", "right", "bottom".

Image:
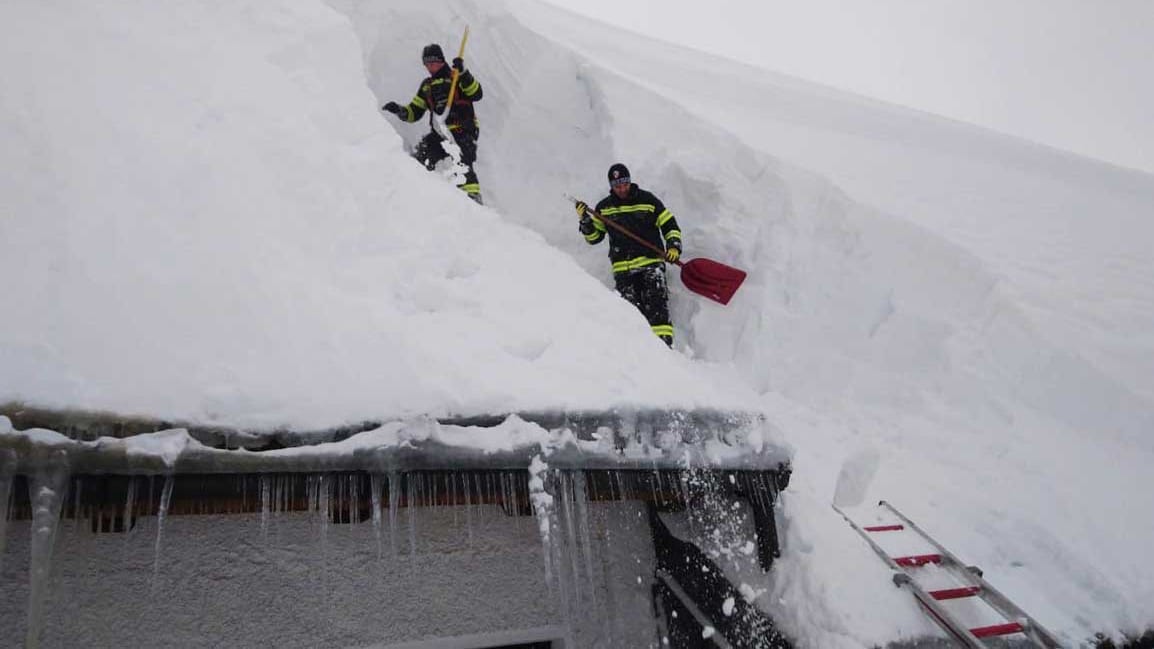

{"left": 0, "top": 0, "right": 756, "bottom": 429}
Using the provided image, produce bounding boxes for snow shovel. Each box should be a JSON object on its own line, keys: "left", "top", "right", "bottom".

{"left": 567, "top": 196, "right": 748, "bottom": 306}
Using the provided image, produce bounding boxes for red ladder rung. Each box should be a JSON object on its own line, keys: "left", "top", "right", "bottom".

{"left": 894, "top": 553, "right": 943, "bottom": 567}
{"left": 863, "top": 524, "right": 905, "bottom": 532}
{"left": 970, "top": 622, "right": 1024, "bottom": 638}
{"left": 929, "top": 586, "right": 981, "bottom": 600}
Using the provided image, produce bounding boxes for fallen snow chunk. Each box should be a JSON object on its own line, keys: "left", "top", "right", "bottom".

{"left": 739, "top": 583, "right": 766, "bottom": 602}
{"left": 722, "top": 596, "right": 735, "bottom": 616}
{"left": 122, "top": 428, "right": 195, "bottom": 467}
{"left": 702, "top": 626, "right": 716, "bottom": 639}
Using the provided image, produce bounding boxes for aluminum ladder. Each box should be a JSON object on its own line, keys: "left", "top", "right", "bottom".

{"left": 836, "top": 500, "right": 1064, "bottom": 648}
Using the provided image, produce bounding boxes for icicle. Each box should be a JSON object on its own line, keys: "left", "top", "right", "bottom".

{"left": 381, "top": 472, "right": 394, "bottom": 558}
{"left": 122, "top": 476, "right": 137, "bottom": 549}
{"left": 278, "top": 475, "right": 289, "bottom": 520}
{"left": 450, "top": 472, "right": 459, "bottom": 527}
{"left": 406, "top": 473, "right": 417, "bottom": 557}
{"left": 0, "top": 449, "right": 20, "bottom": 574}
{"left": 560, "top": 472, "right": 582, "bottom": 606}
{"left": 474, "top": 473, "right": 485, "bottom": 527}
{"left": 501, "top": 472, "right": 511, "bottom": 516}
{"left": 573, "top": 471, "right": 597, "bottom": 611}
{"left": 486, "top": 473, "right": 496, "bottom": 522}
{"left": 72, "top": 476, "right": 84, "bottom": 535}
{"left": 152, "top": 474, "right": 175, "bottom": 591}
{"left": 528, "top": 456, "right": 555, "bottom": 588}
{"left": 370, "top": 473, "right": 383, "bottom": 560}
{"left": 463, "top": 471, "right": 474, "bottom": 545}
{"left": 350, "top": 474, "right": 361, "bottom": 526}
{"left": 650, "top": 469, "right": 662, "bottom": 509}
{"left": 25, "top": 449, "right": 69, "bottom": 649}
{"left": 317, "top": 474, "right": 330, "bottom": 551}
{"left": 259, "top": 475, "right": 271, "bottom": 541}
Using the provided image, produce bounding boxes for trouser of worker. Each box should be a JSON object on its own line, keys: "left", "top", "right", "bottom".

{"left": 413, "top": 129, "right": 482, "bottom": 204}
{"left": 614, "top": 265, "right": 673, "bottom": 347}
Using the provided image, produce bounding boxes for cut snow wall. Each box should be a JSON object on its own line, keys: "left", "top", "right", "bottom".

{"left": 338, "top": 0, "right": 1154, "bottom": 443}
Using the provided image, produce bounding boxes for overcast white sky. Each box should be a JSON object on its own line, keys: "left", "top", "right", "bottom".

{"left": 538, "top": 0, "right": 1154, "bottom": 175}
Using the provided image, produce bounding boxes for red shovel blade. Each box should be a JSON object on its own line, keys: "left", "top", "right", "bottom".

{"left": 679, "top": 258, "right": 747, "bottom": 305}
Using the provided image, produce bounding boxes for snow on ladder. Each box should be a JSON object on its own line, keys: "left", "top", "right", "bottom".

{"left": 835, "top": 500, "right": 1064, "bottom": 648}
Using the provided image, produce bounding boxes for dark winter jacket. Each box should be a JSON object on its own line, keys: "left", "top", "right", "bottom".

{"left": 581, "top": 184, "right": 682, "bottom": 274}
{"left": 397, "top": 64, "right": 482, "bottom": 135}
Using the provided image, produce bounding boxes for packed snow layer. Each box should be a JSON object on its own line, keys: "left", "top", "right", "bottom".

{"left": 0, "top": 0, "right": 756, "bottom": 430}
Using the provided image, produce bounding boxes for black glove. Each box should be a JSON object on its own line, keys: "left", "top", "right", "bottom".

{"left": 382, "top": 101, "right": 403, "bottom": 117}
{"left": 452, "top": 57, "right": 464, "bottom": 72}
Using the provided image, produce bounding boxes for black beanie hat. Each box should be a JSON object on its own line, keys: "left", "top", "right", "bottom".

{"left": 422, "top": 44, "right": 445, "bottom": 63}
{"left": 608, "top": 163, "right": 630, "bottom": 186}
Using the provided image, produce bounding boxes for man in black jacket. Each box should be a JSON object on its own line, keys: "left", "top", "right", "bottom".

{"left": 382, "top": 43, "right": 484, "bottom": 204}
{"left": 576, "top": 163, "right": 683, "bottom": 347}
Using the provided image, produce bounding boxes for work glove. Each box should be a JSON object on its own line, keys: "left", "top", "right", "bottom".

{"left": 665, "top": 246, "right": 681, "bottom": 263}
{"left": 574, "top": 201, "right": 588, "bottom": 218}
{"left": 382, "top": 101, "right": 403, "bottom": 117}
{"left": 452, "top": 57, "right": 465, "bottom": 72}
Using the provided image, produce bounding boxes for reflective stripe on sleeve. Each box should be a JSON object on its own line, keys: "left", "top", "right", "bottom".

{"left": 600, "top": 204, "right": 655, "bottom": 216}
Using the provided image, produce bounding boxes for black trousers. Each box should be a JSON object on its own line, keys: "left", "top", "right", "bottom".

{"left": 615, "top": 265, "right": 673, "bottom": 346}
{"left": 413, "top": 129, "right": 481, "bottom": 202}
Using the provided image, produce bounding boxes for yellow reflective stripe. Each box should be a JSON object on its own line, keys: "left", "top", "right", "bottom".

{"left": 664, "top": 230, "right": 682, "bottom": 241}
{"left": 584, "top": 231, "right": 602, "bottom": 242}
{"left": 600, "top": 204, "right": 655, "bottom": 216}
{"left": 591, "top": 217, "right": 606, "bottom": 232}
{"left": 611, "top": 256, "right": 663, "bottom": 273}
{"left": 430, "top": 78, "right": 450, "bottom": 87}
{"left": 461, "top": 78, "right": 480, "bottom": 95}
{"left": 458, "top": 183, "right": 481, "bottom": 194}
{"left": 412, "top": 95, "right": 427, "bottom": 110}
{"left": 404, "top": 106, "right": 415, "bottom": 121}
{"left": 651, "top": 325, "right": 674, "bottom": 337}
{"left": 656, "top": 209, "right": 673, "bottom": 227}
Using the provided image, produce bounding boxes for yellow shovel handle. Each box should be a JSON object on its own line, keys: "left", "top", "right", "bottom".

{"left": 445, "top": 26, "right": 470, "bottom": 110}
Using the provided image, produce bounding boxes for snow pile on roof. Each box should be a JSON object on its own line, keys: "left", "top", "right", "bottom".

{"left": 0, "top": 0, "right": 755, "bottom": 431}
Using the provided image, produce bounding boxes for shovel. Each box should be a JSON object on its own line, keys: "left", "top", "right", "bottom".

{"left": 567, "top": 195, "right": 748, "bottom": 305}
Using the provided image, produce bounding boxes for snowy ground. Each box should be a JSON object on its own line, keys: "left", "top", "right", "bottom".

{"left": 2, "top": 0, "right": 1153, "bottom": 646}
